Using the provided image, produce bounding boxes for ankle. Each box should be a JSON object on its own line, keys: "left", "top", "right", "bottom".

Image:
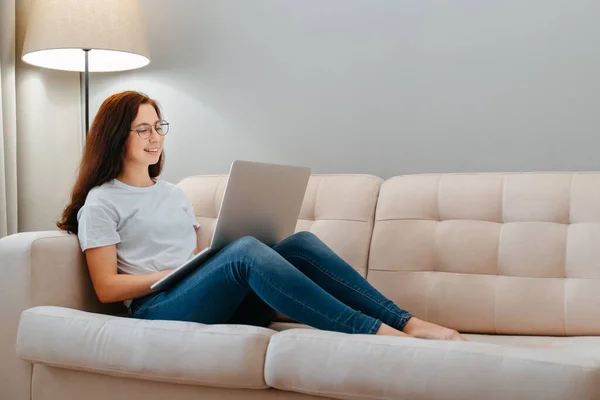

{"left": 402, "top": 317, "right": 423, "bottom": 336}
{"left": 376, "top": 323, "right": 408, "bottom": 337}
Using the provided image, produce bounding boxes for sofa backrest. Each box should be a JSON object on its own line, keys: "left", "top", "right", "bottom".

{"left": 178, "top": 174, "right": 382, "bottom": 277}
{"left": 367, "top": 173, "right": 600, "bottom": 336}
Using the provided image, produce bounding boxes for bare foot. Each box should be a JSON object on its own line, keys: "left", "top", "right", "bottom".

{"left": 403, "top": 318, "right": 466, "bottom": 341}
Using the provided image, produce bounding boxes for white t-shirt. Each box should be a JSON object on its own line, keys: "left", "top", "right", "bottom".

{"left": 77, "top": 178, "right": 200, "bottom": 279}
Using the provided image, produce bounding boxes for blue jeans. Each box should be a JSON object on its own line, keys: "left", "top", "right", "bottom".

{"left": 130, "top": 232, "right": 412, "bottom": 334}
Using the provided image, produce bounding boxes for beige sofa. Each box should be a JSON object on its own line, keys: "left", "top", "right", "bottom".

{"left": 2, "top": 172, "right": 600, "bottom": 400}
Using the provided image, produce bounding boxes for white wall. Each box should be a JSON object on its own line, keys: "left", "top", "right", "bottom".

{"left": 15, "top": 0, "right": 81, "bottom": 232}
{"left": 91, "top": 0, "right": 600, "bottom": 183}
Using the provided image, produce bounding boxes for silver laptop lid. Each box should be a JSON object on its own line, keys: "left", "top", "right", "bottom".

{"left": 210, "top": 160, "right": 311, "bottom": 249}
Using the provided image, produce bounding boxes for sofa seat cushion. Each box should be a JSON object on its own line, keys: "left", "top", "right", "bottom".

{"left": 265, "top": 329, "right": 600, "bottom": 400}
{"left": 16, "top": 306, "right": 274, "bottom": 389}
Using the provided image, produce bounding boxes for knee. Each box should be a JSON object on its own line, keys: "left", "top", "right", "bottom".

{"left": 231, "top": 236, "right": 269, "bottom": 253}
{"left": 293, "top": 231, "right": 318, "bottom": 240}
{"left": 288, "top": 231, "right": 321, "bottom": 245}
{"left": 277, "top": 231, "right": 323, "bottom": 251}
{"left": 229, "top": 236, "right": 281, "bottom": 271}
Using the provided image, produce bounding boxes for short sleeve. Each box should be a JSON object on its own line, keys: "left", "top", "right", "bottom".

{"left": 77, "top": 205, "right": 121, "bottom": 251}
{"left": 185, "top": 200, "right": 201, "bottom": 228}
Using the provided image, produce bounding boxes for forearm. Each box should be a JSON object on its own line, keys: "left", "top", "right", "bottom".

{"left": 96, "top": 269, "right": 172, "bottom": 303}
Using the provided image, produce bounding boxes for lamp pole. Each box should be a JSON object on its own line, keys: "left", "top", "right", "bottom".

{"left": 83, "top": 49, "right": 90, "bottom": 135}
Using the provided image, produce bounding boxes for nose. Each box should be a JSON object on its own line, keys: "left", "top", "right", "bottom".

{"left": 149, "top": 126, "right": 161, "bottom": 142}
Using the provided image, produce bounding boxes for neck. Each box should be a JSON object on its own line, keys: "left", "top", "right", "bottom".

{"left": 117, "top": 163, "right": 155, "bottom": 188}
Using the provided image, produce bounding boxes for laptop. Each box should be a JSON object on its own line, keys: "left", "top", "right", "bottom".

{"left": 150, "top": 160, "right": 311, "bottom": 291}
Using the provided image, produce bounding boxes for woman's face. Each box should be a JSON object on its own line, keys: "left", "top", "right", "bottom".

{"left": 125, "top": 103, "right": 164, "bottom": 168}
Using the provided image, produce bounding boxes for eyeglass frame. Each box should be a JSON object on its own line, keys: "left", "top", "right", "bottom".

{"left": 130, "top": 120, "right": 170, "bottom": 139}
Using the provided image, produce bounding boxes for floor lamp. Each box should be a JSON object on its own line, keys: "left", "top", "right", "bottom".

{"left": 21, "top": 0, "right": 150, "bottom": 145}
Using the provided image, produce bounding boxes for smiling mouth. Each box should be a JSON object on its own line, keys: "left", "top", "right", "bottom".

{"left": 144, "top": 148, "right": 160, "bottom": 153}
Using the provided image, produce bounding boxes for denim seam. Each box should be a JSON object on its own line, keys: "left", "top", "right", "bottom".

{"left": 368, "top": 319, "right": 383, "bottom": 334}
{"left": 134, "top": 265, "right": 231, "bottom": 315}
{"left": 395, "top": 314, "right": 412, "bottom": 331}
{"left": 285, "top": 253, "right": 412, "bottom": 329}
{"left": 135, "top": 260, "right": 372, "bottom": 334}
{"left": 250, "top": 266, "right": 371, "bottom": 334}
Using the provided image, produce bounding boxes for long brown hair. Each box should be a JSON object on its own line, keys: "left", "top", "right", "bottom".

{"left": 57, "top": 91, "right": 165, "bottom": 234}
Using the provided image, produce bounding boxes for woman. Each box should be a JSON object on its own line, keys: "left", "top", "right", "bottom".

{"left": 58, "top": 90, "right": 464, "bottom": 341}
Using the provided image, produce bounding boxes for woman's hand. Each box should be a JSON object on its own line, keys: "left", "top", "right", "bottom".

{"left": 157, "top": 268, "right": 175, "bottom": 279}
{"left": 152, "top": 268, "right": 175, "bottom": 286}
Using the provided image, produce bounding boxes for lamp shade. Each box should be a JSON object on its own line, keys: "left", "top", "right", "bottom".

{"left": 22, "top": 0, "right": 150, "bottom": 72}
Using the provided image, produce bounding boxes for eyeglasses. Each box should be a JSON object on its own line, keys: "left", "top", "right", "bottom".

{"left": 130, "top": 121, "right": 170, "bottom": 139}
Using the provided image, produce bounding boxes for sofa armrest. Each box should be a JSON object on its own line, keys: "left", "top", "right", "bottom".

{"left": 0, "top": 231, "right": 124, "bottom": 400}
